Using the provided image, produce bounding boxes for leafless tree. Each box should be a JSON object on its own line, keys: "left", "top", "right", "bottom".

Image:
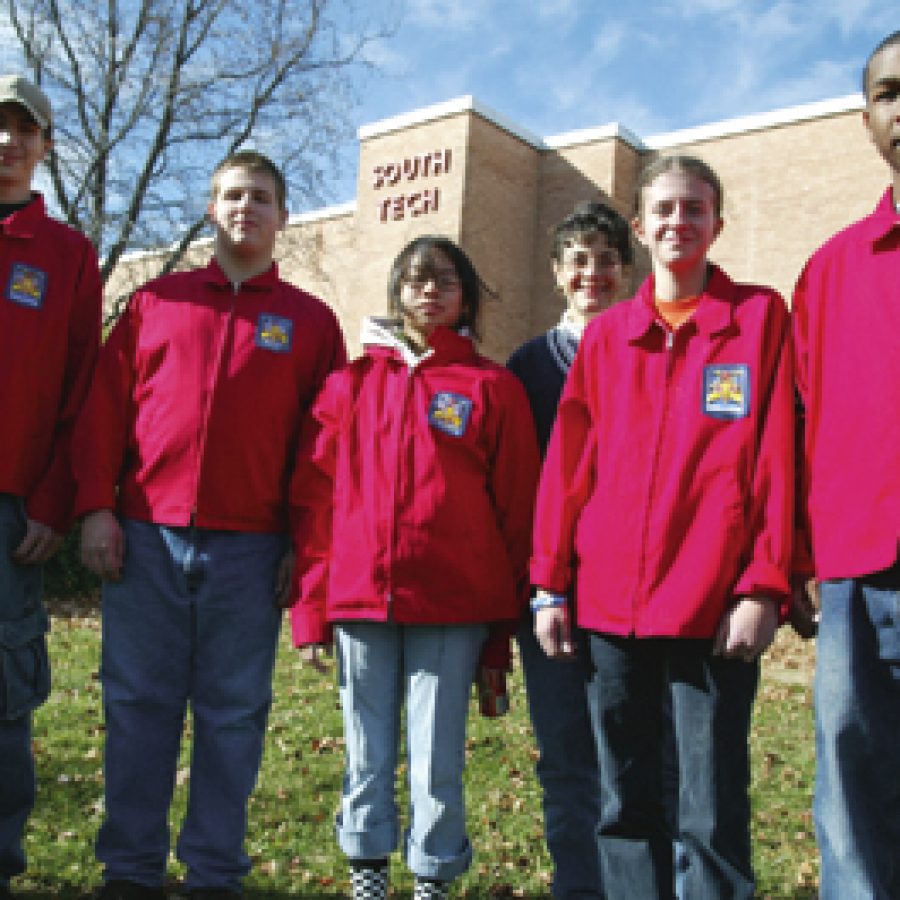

{"left": 4, "top": 0, "right": 393, "bottom": 285}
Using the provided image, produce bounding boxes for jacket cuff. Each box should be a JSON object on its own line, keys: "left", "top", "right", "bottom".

{"left": 733, "top": 561, "right": 791, "bottom": 604}
{"left": 25, "top": 486, "right": 71, "bottom": 534}
{"left": 73, "top": 484, "right": 118, "bottom": 521}
{"left": 792, "top": 529, "right": 815, "bottom": 578}
{"left": 290, "top": 606, "right": 332, "bottom": 648}
{"left": 528, "top": 555, "right": 573, "bottom": 595}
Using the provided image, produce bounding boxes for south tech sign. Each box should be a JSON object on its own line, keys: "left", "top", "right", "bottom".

{"left": 372, "top": 149, "right": 452, "bottom": 222}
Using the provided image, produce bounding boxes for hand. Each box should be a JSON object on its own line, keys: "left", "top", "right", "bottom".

{"left": 535, "top": 605, "right": 575, "bottom": 659}
{"left": 713, "top": 595, "right": 779, "bottom": 661}
{"left": 476, "top": 665, "right": 509, "bottom": 717}
{"left": 11, "top": 518, "right": 64, "bottom": 565}
{"left": 80, "top": 509, "right": 125, "bottom": 581}
{"left": 477, "top": 665, "right": 507, "bottom": 693}
{"left": 299, "top": 644, "right": 332, "bottom": 673}
{"left": 788, "top": 577, "right": 819, "bottom": 639}
{"left": 275, "top": 549, "right": 296, "bottom": 608}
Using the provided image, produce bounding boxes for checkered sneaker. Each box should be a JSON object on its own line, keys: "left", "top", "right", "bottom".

{"left": 349, "top": 863, "right": 388, "bottom": 900}
{"left": 413, "top": 878, "right": 450, "bottom": 900}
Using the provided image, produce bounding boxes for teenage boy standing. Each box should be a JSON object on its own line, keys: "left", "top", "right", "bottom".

{"left": 0, "top": 74, "right": 102, "bottom": 897}
{"left": 792, "top": 30, "right": 900, "bottom": 900}
{"left": 74, "top": 151, "right": 346, "bottom": 899}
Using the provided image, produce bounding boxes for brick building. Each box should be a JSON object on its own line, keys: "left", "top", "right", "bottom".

{"left": 109, "top": 93, "right": 887, "bottom": 361}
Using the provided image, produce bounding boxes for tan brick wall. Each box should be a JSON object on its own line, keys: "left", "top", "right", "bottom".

{"left": 458, "top": 114, "right": 540, "bottom": 362}
{"left": 276, "top": 211, "right": 361, "bottom": 353}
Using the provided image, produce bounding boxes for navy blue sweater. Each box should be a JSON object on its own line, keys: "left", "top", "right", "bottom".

{"left": 507, "top": 328, "right": 576, "bottom": 456}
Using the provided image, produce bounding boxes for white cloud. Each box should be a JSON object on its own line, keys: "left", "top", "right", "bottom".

{"left": 754, "top": 57, "right": 862, "bottom": 108}
{"left": 750, "top": 1, "right": 806, "bottom": 42}
{"left": 593, "top": 21, "right": 628, "bottom": 59}
{"left": 405, "top": 0, "right": 486, "bottom": 30}
{"left": 803, "top": 0, "right": 894, "bottom": 37}
{"left": 656, "top": 0, "right": 744, "bottom": 18}
{"left": 535, "top": 0, "right": 579, "bottom": 21}
{"left": 359, "top": 36, "right": 410, "bottom": 74}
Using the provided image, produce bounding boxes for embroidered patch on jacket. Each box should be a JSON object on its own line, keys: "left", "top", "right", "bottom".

{"left": 428, "top": 391, "right": 473, "bottom": 437}
{"left": 703, "top": 364, "right": 750, "bottom": 419}
{"left": 6, "top": 263, "right": 48, "bottom": 309}
{"left": 255, "top": 313, "right": 293, "bottom": 353}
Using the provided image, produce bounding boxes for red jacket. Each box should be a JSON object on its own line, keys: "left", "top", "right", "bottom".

{"left": 289, "top": 319, "right": 540, "bottom": 667}
{"left": 792, "top": 188, "right": 900, "bottom": 579}
{"left": 73, "top": 259, "right": 346, "bottom": 532}
{"left": 531, "top": 266, "right": 793, "bottom": 639}
{"left": 0, "top": 195, "right": 102, "bottom": 531}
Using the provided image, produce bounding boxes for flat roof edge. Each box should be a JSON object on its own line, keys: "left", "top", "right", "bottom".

{"left": 545, "top": 122, "right": 646, "bottom": 151}
{"left": 644, "top": 93, "right": 864, "bottom": 150}
{"left": 358, "top": 95, "right": 545, "bottom": 148}
{"left": 358, "top": 92, "right": 864, "bottom": 157}
{"left": 287, "top": 201, "right": 356, "bottom": 225}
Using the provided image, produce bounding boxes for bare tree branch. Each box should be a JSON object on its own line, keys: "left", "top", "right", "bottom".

{"left": 3, "top": 0, "right": 395, "bottom": 287}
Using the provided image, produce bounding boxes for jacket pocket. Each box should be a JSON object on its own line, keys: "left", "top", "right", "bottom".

{"left": 0, "top": 606, "right": 51, "bottom": 720}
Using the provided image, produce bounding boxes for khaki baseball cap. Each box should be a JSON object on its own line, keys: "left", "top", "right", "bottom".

{"left": 0, "top": 75, "right": 51, "bottom": 129}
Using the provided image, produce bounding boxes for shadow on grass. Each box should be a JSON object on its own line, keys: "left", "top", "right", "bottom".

{"left": 44, "top": 596, "right": 101, "bottom": 618}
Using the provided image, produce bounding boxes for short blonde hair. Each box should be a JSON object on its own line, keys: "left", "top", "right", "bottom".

{"left": 210, "top": 150, "right": 287, "bottom": 210}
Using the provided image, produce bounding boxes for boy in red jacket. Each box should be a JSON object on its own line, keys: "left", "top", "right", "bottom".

{"left": 0, "top": 74, "right": 102, "bottom": 896}
{"left": 792, "top": 30, "right": 900, "bottom": 900}
{"left": 74, "top": 151, "right": 345, "bottom": 900}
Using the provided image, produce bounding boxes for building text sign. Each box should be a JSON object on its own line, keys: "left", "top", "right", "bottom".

{"left": 373, "top": 149, "right": 452, "bottom": 223}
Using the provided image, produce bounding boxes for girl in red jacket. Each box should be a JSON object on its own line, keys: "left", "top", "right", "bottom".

{"left": 531, "top": 156, "right": 793, "bottom": 899}
{"left": 290, "top": 236, "right": 539, "bottom": 900}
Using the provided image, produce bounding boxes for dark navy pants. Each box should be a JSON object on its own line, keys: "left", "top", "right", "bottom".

{"left": 518, "top": 612, "right": 603, "bottom": 899}
{"left": 586, "top": 633, "right": 758, "bottom": 900}
{"left": 0, "top": 495, "right": 49, "bottom": 890}
{"left": 96, "top": 519, "right": 284, "bottom": 892}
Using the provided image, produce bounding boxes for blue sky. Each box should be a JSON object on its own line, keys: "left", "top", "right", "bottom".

{"left": 328, "top": 0, "right": 896, "bottom": 203}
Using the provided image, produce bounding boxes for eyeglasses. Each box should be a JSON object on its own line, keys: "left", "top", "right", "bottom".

{"left": 563, "top": 249, "right": 622, "bottom": 270}
{"left": 403, "top": 274, "right": 461, "bottom": 291}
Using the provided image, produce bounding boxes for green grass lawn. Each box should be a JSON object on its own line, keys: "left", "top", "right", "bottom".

{"left": 18, "top": 602, "right": 818, "bottom": 898}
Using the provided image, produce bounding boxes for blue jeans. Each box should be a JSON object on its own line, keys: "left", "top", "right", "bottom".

{"left": 517, "top": 613, "right": 602, "bottom": 899}
{"left": 334, "top": 621, "right": 487, "bottom": 882}
{"left": 0, "top": 716, "right": 33, "bottom": 889}
{"left": 96, "top": 520, "right": 284, "bottom": 892}
{"left": 815, "top": 559, "right": 900, "bottom": 900}
{"left": 586, "top": 633, "right": 758, "bottom": 900}
{"left": 0, "top": 495, "right": 49, "bottom": 888}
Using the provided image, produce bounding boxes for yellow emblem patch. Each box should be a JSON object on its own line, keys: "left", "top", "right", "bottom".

{"left": 704, "top": 364, "right": 750, "bottom": 419}
{"left": 6, "top": 263, "right": 48, "bottom": 308}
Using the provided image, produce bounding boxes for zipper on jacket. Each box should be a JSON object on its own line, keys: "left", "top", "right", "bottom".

{"left": 192, "top": 286, "right": 238, "bottom": 522}
{"left": 386, "top": 366, "right": 416, "bottom": 620}
{"left": 633, "top": 326, "right": 676, "bottom": 630}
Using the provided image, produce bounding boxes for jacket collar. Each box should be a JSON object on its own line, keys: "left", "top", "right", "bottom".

{"left": 0, "top": 193, "right": 46, "bottom": 238}
{"left": 626, "top": 264, "right": 737, "bottom": 343}
{"left": 861, "top": 187, "right": 900, "bottom": 247}
{"left": 202, "top": 257, "right": 280, "bottom": 292}
{"left": 361, "top": 316, "right": 476, "bottom": 370}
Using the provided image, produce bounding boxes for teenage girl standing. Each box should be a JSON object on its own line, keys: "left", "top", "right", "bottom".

{"left": 531, "top": 156, "right": 793, "bottom": 899}
{"left": 290, "top": 236, "right": 539, "bottom": 900}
